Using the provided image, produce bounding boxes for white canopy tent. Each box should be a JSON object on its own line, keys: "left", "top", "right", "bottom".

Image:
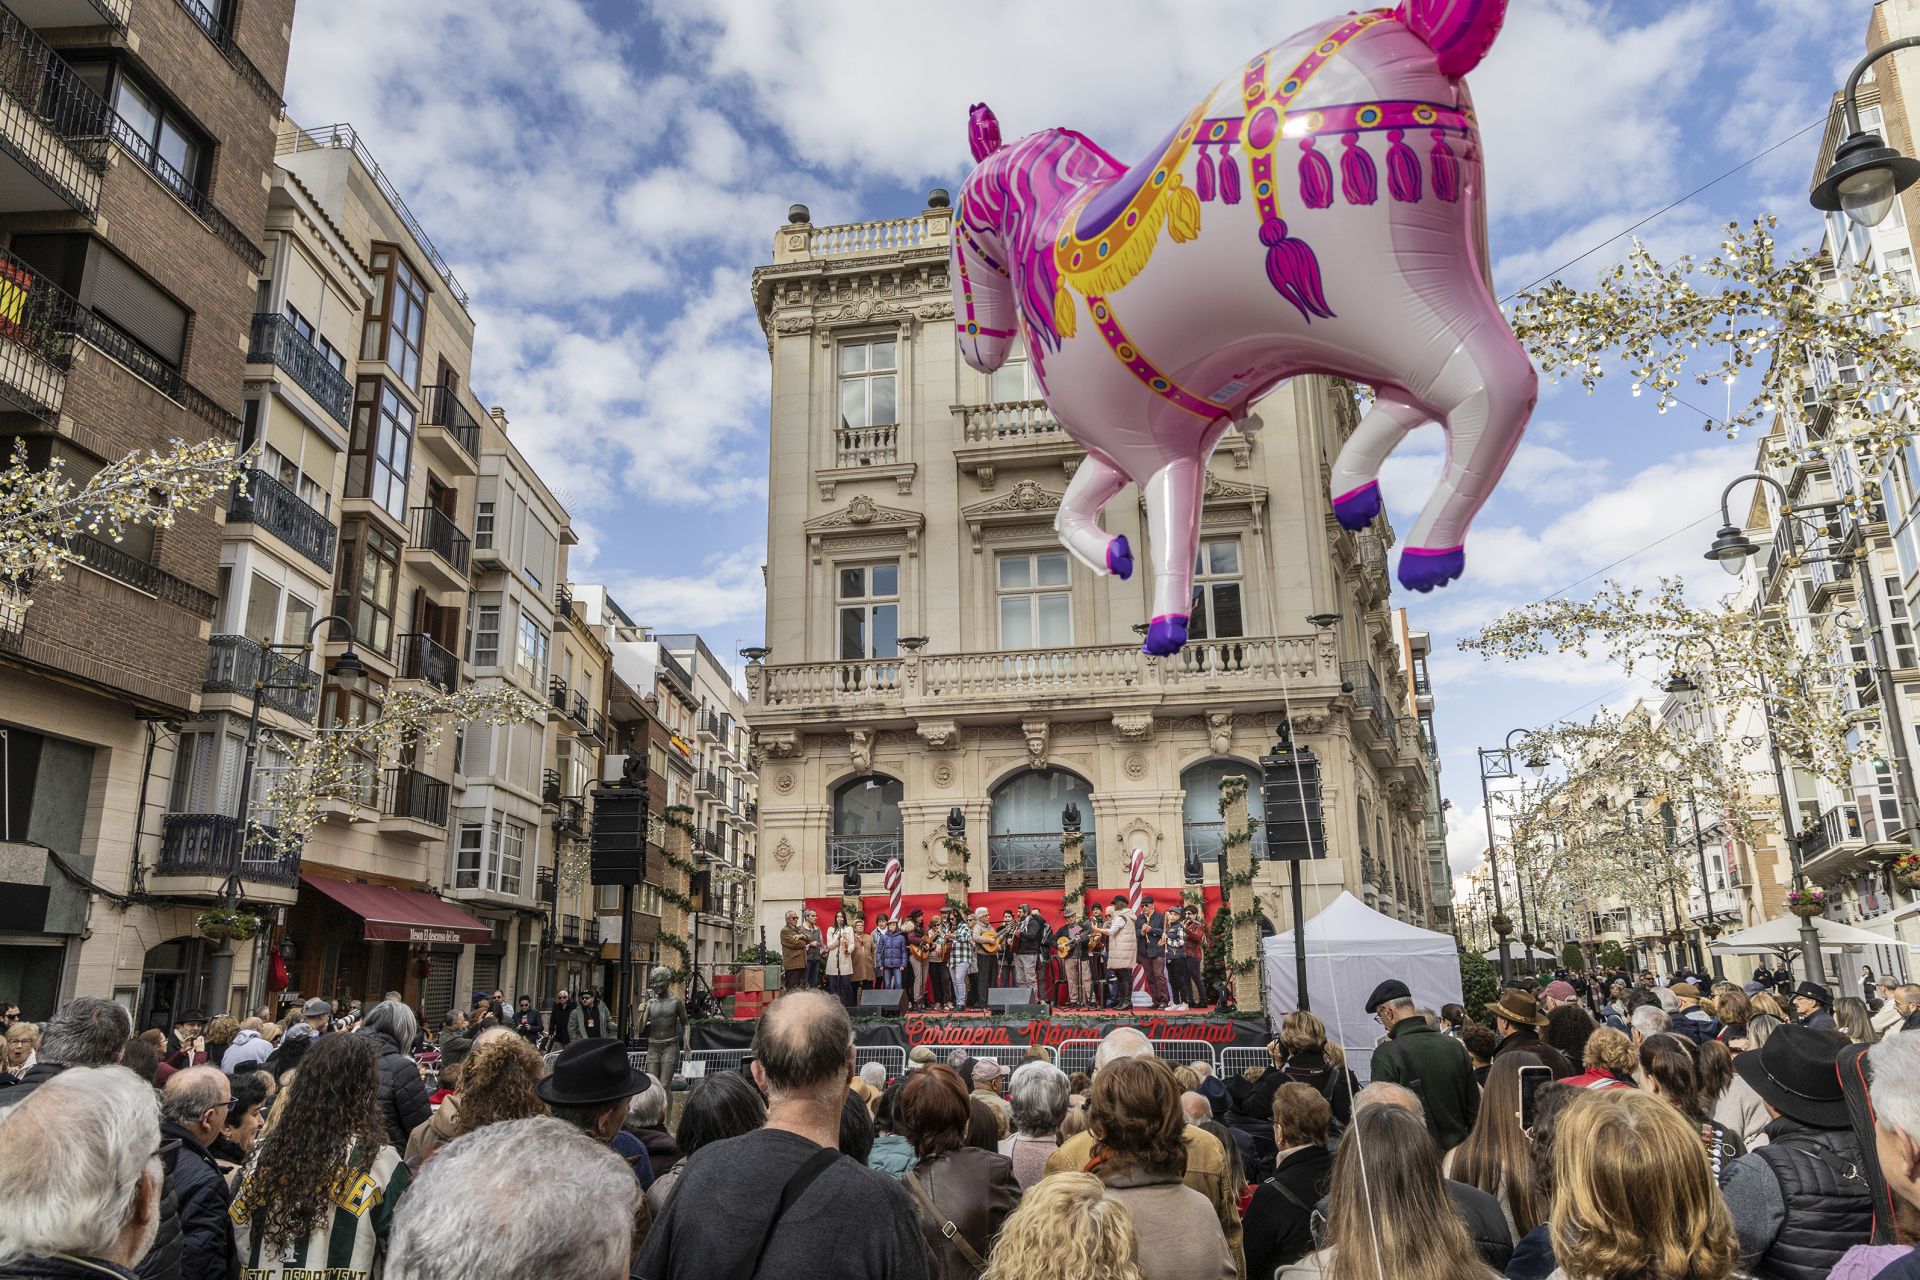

{"left": 1709, "top": 913, "right": 1904, "bottom": 954}
{"left": 1482, "top": 944, "right": 1558, "bottom": 964}
{"left": 1264, "top": 891, "right": 1464, "bottom": 1083}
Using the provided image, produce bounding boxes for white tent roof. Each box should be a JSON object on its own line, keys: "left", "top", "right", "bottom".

{"left": 1264, "top": 892, "right": 1462, "bottom": 1083}
{"left": 1710, "top": 913, "right": 1897, "bottom": 953}
{"left": 1482, "top": 945, "right": 1558, "bottom": 963}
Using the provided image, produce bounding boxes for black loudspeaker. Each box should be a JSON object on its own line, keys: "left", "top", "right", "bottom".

{"left": 589, "top": 786, "right": 647, "bottom": 885}
{"left": 987, "top": 986, "right": 1035, "bottom": 1011}
{"left": 858, "top": 989, "right": 900, "bottom": 1010}
{"left": 1261, "top": 744, "right": 1325, "bottom": 861}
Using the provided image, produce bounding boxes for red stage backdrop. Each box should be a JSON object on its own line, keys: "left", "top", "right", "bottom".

{"left": 802, "top": 887, "right": 1224, "bottom": 927}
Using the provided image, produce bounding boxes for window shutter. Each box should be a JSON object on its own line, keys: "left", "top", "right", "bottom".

{"left": 91, "top": 250, "right": 187, "bottom": 365}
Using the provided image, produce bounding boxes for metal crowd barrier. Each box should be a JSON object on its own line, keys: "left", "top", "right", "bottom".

{"left": 854, "top": 1045, "right": 907, "bottom": 1082}
{"left": 1054, "top": 1037, "right": 1219, "bottom": 1078}
{"left": 1218, "top": 1046, "right": 1272, "bottom": 1077}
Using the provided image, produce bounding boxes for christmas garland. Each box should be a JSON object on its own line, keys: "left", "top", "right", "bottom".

{"left": 938, "top": 834, "right": 972, "bottom": 907}
{"left": 1219, "top": 775, "right": 1262, "bottom": 977}
{"left": 1061, "top": 830, "right": 1087, "bottom": 912}
{"left": 652, "top": 806, "right": 698, "bottom": 977}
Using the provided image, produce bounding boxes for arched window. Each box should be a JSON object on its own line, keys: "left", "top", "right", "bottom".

{"left": 1180, "top": 759, "right": 1265, "bottom": 862}
{"left": 829, "top": 775, "right": 902, "bottom": 873}
{"left": 988, "top": 767, "right": 1095, "bottom": 885}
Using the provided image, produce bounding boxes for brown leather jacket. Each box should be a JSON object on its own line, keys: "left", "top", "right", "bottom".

{"left": 905, "top": 1147, "right": 1020, "bottom": 1280}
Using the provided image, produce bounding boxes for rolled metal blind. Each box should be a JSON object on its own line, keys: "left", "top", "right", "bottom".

{"left": 91, "top": 249, "right": 186, "bottom": 365}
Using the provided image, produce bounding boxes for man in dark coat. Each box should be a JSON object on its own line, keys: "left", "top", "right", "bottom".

{"left": 1791, "top": 980, "right": 1839, "bottom": 1031}
{"left": 158, "top": 1067, "right": 238, "bottom": 1280}
{"left": 511, "top": 995, "right": 542, "bottom": 1045}
{"left": 1364, "top": 979, "right": 1480, "bottom": 1151}
{"left": 1487, "top": 989, "right": 1575, "bottom": 1078}
{"left": 356, "top": 1001, "right": 432, "bottom": 1151}
{"left": 0, "top": 995, "right": 130, "bottom": 1109}
{"left": 549, "top": 989, "right": 576, "bottom": 1046}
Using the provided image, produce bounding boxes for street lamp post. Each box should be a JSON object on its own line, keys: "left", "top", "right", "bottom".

{"left": 205, "top": 614, "right": 362, "bottom": 1011}
{"left": 1811, "top": 38, "right": 1920, "bottom": 228}
{"left": 1478, "top": 729, "right": 1546, "bottom": 985}
{"left": 1663, "top": 670, "right": 1728, "bottom": 980}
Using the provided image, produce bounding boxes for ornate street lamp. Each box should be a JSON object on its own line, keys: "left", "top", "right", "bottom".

{"left": 1811, "top": 37, "right": 1920, "bottom": 228}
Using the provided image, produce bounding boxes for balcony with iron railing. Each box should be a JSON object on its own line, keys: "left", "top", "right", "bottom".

{"left": 1801, "top": 801, "right": 1874, "bottom": 881}
{"left": 827, "top": 833, "right": 901, "bottom": 874}
{"left": 988, "top": 832, "right": 1098, "bottom": 890}
{"left": 1341, "top": 661, "right": 1400, "bottom": 754}
{"left": 203, "top": 635, "right": 317, "bottom": 722}
{"left": 561, "top": 913, "right": 581, "bottom": 946}
{"left": 696, "top": 769, "right": 720, "bottom": 798}
{"left": 0, "top": 242, "right": 78, "bottom": 421}
{"left": 72, "top": 534, "right": 217, "bottom": 617}
{"left": 405, "top": 505, "right": 470, "bottom": 586}
{"left": 553, "top": 795, "right": 586, "bottom": 837}
{"left": 554, "top": 583, "right": 573, "bottom": 621}
{"left": 170, "top": 0, "right": 279, "bottom": 104}
{"left": 536, "top": 868, "right": 556, "bottom": 904}
{"left": 78, "top": 310, "right": 240, "bottom": 438}
{"left": 227, "top": 468, "right": 337, "bottom": 572}
{"left": 541, "top": 768, "right": 562, "bottom": 806}
{"left": 247, "top": 313, "right": 350, "bottom": 425}
{"left": 380, "top": 767, "right": 450, "bottom": 834}
{"left": 547, "top": 676, "right": 570, "bottom": 719}
{"left": 0, "top": 9, "right": 110, "bottom": 217}
{"left": 1181, "top": 820, "right": 1267, "bottom": 863}
{"left": 419, "top": 383, "right": 481, "bottom": 470}
{"left": 155, "top": 813, "right": 299, "bottom": 892}
{"left": 397, "top": 633, "right": 459, "bottom": 692}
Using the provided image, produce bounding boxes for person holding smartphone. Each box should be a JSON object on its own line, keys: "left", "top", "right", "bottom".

{"left": 1445, "top": 1052, "right": 1550, "bottom": 1241}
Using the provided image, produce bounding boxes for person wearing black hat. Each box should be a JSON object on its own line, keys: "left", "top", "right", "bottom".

{"left": 1718, "top": 1024, "right": 1874, "bottom": 1279}
{"left": 1364, "top": 979, "right": 1479, "bottom": 1151}
{"left": 1789, "top": 981, "right": 1837, "bottom": 1032}
{"left": 165, "top": 1009, "right": 209, "bottom": 1072}
{"left": 539, "top": 1037, "right": 656, "bottom": 1187}
{"left": 1485, "top": 988, "right": 1574, "bottom": 1078}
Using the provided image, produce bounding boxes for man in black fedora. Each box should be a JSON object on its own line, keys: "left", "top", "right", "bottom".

{"left": 1720, "top": 1024, "right": 1873, "bottom": 1278}
{"left": 1790, "top": 980, "right": 1838, "bottom": 1031}
{"left": 538, "top": 1037, "right": 656, "bottom": 1187}
{"left": 1485, "top": 988, "right": 1573, "bottom": 1078}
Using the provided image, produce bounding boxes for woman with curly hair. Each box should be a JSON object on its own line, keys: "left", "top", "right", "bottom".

{"left": 406, "top": 1032, "right": 549, "bottom": 1163}
{"left": 231, "top": 1032, "right": 411, "bottom": 1277}
{"left": 979, "top": 1172, "right": 1145, "bottom": 1280}
{"left": 1086, "top": 1056, "right": 1233, "bottom": 1280}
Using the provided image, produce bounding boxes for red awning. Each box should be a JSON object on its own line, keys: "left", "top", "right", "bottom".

{"left": 300, "top": 875, "right": 493, "bottom": 945}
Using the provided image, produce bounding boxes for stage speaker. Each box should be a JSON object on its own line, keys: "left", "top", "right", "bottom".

{"left": 589, "top": 786, "right": 647, "bottom": 885}
{"left": 1261, "top": 743, "right": 1325, "bottom": 861}
{"left": 986, "top": 986, "right": 1035, "bottom": 1011}
{"left": 993, "top": 1003, "right": 1048, "bottom": 1018}
{"left": 859, "top": 989, "right": 900, "bottom": 1010}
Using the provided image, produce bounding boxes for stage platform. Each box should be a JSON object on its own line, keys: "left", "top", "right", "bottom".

{"left": 685, "top": 1006, "right": 1273, "bottom": 1083}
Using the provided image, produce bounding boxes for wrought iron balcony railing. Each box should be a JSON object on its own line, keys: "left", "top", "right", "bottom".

{"left": 554, "top": 795, "right": 586, "bottom": 836}
{"left": 988, "top": 832, "right": 1098, "bottom": 877}
{"left": 170, "top": 0, "right": 280, "bottom": 106}
{"left": 382, "top": 767, "right": 449, "bottom": 827}
{"left": 79, "top": 311, "right": 240, "bottom": 438}
{"left": 71, "top": 533, "right": 216, "bottom": 616}
{"left": 0, "top": 243, "right": 80, "bottom": 421}
{"left": 541, "top": 769, "right": 562, "bottom": 805}
{"left": 407, "top": 505, "right": 470, "bottom": 575}
{"left": 535, "top": 869, "right": 556, "bottom": 904}
{"left": 397, "top": 632, "right": 459, "bottom": 692}
{"left": 101, "top": 109, "right": 261, "bottom": 270}
{"left": 421, "top": 383, "right": 481, "bottom": 458}
{"left": 1341, "top": 660, "right": 1400, "bottom": 752}
{"left": 554, "top": 583, "right": 573, "bottom": 620}
{"left": 227, "top": 468, "right": 337, "bottom": 572}
{"left": 203, "top": 634, "right": 318, "bottom": 722}
{"left": 548, "top": 675, "right": 569, "bottom": 712}
{"left": 248, "top": 314, "right": 350, "bottom": 425}
{"left": 1181, "top": 820, "right": 1267, "bottom": 862}
{"left": 0, "top": 8, "right": 110, "bottom": 215}
{"left": 157, "top": 813, "right": 299, "bottom": 888}
{"left": 827, "top": 833, "right": 901, "bottom": 873}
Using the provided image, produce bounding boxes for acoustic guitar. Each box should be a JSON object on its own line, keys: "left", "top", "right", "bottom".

{"left": 930, "top": 932, "right": 952, "bottom": 964}
{"left": 977, "top": 928, "right": 1001, "bottom": 955}
{"left": 1054, "top": 932, "right": 1075, "bottom": 960}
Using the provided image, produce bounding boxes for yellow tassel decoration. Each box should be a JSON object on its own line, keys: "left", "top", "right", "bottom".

{"left": 1167, "top": 176, "right": 1201, "bottom": 243}
{"left": 1054, "top": 284, "right": 1077, "bottom": 338}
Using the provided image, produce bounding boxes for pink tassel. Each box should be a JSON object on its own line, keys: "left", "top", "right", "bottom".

{"left": 1298, "top": 139, "right": 1333, "bottom": 209}
{"left": 1218, "top": 151, "right": 1241, "bottom": 204}
{"left": 1430, "top": 129, "right": 1460, "bottom": 202}
{"left": 1340, "top": 133, "right": 1376, "bottom": 205}
{"left": 1386, "top": 129, "right": 1421, "bottom": 203}
{"left": 1195, "top": 145, "right": 1216, "bottom": 202}
{"left": 1260, "top": 217, "right": 1335, "bottom": 322}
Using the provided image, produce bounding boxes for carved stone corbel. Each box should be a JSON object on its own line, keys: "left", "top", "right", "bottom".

{"left": 849, "top": 729, "right": 874, "bottom": 775}
{"left": 916, "top": 720, "right": 961, "bottom": 752}
{"left": 759, "top": 730, "right": 803, "bottom": 759}
{"left": 1022, "top": 719, "right": 1050, "bottom": 771}
{"left": 1111, "top": 711, "right": 1155, "bottom": 743}
{"left": 1206, "top": 710, "right": 1233, "bottom": 757}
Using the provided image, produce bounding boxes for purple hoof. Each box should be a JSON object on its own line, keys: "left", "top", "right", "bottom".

{"left": 1142, "top": 614, "right": 1189, "bottom": 655}
{"left": 1332, "top": 481, "right": 1381, "bottom": 531}
{"left": 1107, "top": 534, "right": 1133, "bottom": 580}
{"left": 1397, "top": 546, "right": 1465, "bottom": 593}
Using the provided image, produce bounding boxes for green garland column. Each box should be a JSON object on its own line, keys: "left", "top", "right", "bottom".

{"left": 658, "top": 806, "right": 699, "bottom": 991}
{"left": 1220, "top": 775, "right": 1262, "bottom": 1015}
{"left": 1062, "top": 829, "right": 1086, "bottom": 917}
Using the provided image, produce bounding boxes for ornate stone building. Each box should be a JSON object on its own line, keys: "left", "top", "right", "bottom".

{"left": 745, "top": 199, "right": 1436, "bottom": 933}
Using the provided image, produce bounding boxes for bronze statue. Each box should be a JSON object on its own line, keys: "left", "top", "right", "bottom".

{"left": 643, "top": 965, "right": 686, "bottom": 1084}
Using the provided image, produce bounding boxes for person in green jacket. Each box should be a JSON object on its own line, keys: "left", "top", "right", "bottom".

{"left": 1363, "top": 979, "right": 1479, "bottom": 1152}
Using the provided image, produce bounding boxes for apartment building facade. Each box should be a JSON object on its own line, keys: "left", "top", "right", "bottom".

{"left": 658, "top": 633, "right": 756, "bottom": 968}
{"left": 746, "top": 200, "right": 1434, "bottom": 933}
{"left": 0, "top": 0, "right": 291, "bottom": 1022}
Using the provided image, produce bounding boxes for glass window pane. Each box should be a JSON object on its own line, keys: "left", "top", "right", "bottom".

{"left": 1212, "top": 583, "right": 1244, "bottom": 638}
{"left": 839, "top": 379, "right": 867, "bottom": 430}
{"left": 157, "top": 122, "right": 193, "bottom": 178}
{"left": 872, "top": 604, "right": 898, "bottom": 658}
{"left": 870, "top": 563, "right": 897, "bottom": 597}
{"left": 281, "top": 595, "right": 314, "bottom": 647}
{"left": 998, "top": 555, "right": 1030, "bottom": 590}
{"left": 1209, "top": 540, "right": 1240, "bottom": 575}
{"left": 838, "top": 567, "right": 865, "bottom": 600}
{"left": 244, "top": 574, "right": 278, "bottom": 642}
{"left": 871, "top": 340, "right": 896, "bottom": 370}
{"left": 117, "top": 80, "right": 159, "bottom": 145}
{"left": 1036, "top": 594, "right": 1071, "bottom": 646}
{"left": 839, "top": 607, "right": 866, "bottom": 660}
{"left": 870, "top": 375, "right": 896, "bottom": 426}
{"left": 1000, "top": 596, "right": 1032, "bottom": 649}
{"left": 1036, "top": 553, "right": 1069, "bottom": 586}
{"left": 839, "top": 344, "right": 867, "bottom": 374}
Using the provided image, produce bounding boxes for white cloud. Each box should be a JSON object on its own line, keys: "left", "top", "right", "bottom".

{"left": 601, "top": 545, "right": 767, "bottom": 634}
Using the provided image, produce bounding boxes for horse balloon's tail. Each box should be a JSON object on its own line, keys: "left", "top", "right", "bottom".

{"left": 1396, "top": 0, "right": 1509, "bottom": 77}
{"left": 968, "top": 103, "right": 1003, "bottom": 162}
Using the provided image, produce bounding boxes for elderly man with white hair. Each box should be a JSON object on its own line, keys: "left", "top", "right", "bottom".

{"left": 1830, "top": 1033, "right": 1920, "bottom": 1278}
{"left": 387, "top": 1117, "right": 639, "bottom": 1280}
{"left": 1042, "top": 1025, "right": 1244, "bottom": 1275}
{"left": 159, "top": 1066, "right": 238, "bottom": 1280}
{"left": 0, "top": 1065, "right": 166, "bottom": 1278}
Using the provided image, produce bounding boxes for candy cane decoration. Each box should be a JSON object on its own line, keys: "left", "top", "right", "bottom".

{"left": 1126, "top": 846, "right": 1146, "bottom": 914}
{"left": 883, "top": 858, "right": 902, "bottom": 924}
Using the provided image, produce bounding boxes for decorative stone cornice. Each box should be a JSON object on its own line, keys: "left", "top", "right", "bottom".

{"left": 962, "top": 479, "right": 1062, "bottom": 551}
{"left": 805, "top": 495, "right": 924, "bottom": 563}
{"left": 1111, "top": 711, "right": 1155, "bottom": 742}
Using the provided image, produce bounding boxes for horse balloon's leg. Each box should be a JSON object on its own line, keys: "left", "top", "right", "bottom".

{"left": 1329, "top": 388, "right": 1428, "bottom": 530}
{"left": 1055, "top": 452, "right": 1134, "bottom": 579}
{"left": 1399, "top": 318, "right": 1537, "bottom": 592}
{"left": 1140, "top": 457, "right": 1206, "bottom": 655}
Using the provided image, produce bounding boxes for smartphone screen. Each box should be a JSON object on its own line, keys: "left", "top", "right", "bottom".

{"left": 1517, "top": 1063, "right": 1553, "bottom": 1131}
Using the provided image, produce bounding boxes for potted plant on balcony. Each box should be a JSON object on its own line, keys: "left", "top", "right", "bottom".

{"left": 195, "top": 906, "right": 258, "bottom": 945}
{"left": 1786, "top": 887, "right": 1827, "bottom": 919}
{"left": 1491, "top": 913, "right": 1514, "bottom": 938}
{"left": 1893, "top": 851, "right": 1920, "bottom": 891}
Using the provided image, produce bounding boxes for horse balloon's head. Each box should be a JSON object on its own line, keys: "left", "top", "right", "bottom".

{"left": 952, "top": 103, "right": 1018, "bottom": 374}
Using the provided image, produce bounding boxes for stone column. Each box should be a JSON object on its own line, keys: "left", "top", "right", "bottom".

{"left": 1222, "top": 779, "right": 1260, "bottom": 1015}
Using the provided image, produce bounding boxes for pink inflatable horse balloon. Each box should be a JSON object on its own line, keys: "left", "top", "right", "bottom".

{"left": 952, "top": 1, "right": 1536, "bottom": 655}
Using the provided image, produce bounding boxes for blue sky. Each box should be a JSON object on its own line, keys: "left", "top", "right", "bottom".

{"left": 284, "top": 0, "right": 1874, "bottom": 888}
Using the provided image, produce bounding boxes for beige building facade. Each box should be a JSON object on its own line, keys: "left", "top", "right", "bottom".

{"left": 746, "top": 201, "right": 1435, "bottom": 936}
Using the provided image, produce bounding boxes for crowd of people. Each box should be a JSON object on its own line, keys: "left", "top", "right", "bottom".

{"left": 1, "top": 958, "right": 1917, "bottom": 1280}
{"left": 779, "top": 896, "right": 1213, "bottom": 1013}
